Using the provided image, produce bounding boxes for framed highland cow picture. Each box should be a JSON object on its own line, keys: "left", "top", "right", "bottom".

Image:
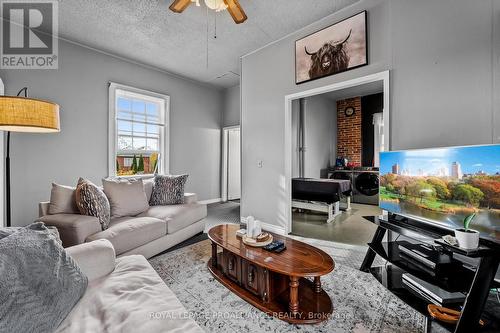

{"left": 295, "top": 11, "right": 367, "bottom": 84}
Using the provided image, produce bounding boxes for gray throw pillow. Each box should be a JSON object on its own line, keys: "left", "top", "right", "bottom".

{"left": 102, "top": 178, "right": 149, "bottom": 217}
{"left": 75, "top": 178, "right": 111, "bottom": 230}
{"left": 150, "top": 174, "right": 188, "bottom": 205}
{"left": 0, "top": 222, "right": 87, "bottom": 333}
{"left": 48, "top": 183, "right": 79, "bottom": 215}
{"left": 0, "top": 225, "right": 62, "bottom": 245}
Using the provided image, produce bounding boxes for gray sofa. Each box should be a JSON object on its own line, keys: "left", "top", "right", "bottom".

{"left": 38, "top": 191, "right": 207, "bottom": 259}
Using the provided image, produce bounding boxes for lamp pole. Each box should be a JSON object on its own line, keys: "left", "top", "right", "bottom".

{"left": 5, "top": 87, "right": 28, "bottom": 227}
{"left": 5, "top": 131, "right": 10, "bottom": 227}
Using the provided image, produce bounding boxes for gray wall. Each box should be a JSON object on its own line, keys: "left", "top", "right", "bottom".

{"left": 222, "top": 85, "right": 240, "bottom": 127}
{"left": 304, "top": 95, "right": 336, "bottom": 178}
{"left": 291, "top": 96, "right": 336, "bottom": 178}
{"left": 1, "top": 39, "right": 223, "bottom": 226}
{"left": 241, "top": 0, "right": 500, "bottom": 231}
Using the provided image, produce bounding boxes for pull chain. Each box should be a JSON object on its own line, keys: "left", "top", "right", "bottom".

{"left": 206, "top": 4, "right": 209, "bottom": 68}
{"left": 214, "top": 10, "right": 217, "bottom": 39}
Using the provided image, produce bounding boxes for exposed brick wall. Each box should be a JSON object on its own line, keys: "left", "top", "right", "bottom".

{"left": 336, "top": 97, "right": 362, "bottom": 166}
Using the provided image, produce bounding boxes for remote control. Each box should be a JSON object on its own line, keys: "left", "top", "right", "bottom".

{"left": 274, "top": 244, "right": 286, "bottom": 253}
{"left": 263, "top": 241, "right": 284, "bottom": 251}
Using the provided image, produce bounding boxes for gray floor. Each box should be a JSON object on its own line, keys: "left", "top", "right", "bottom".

{"left": 291, "top": 203, "right": 381, "bottom": 246}
{"left": 154, "top": 200, "right": 500, "bottom": 332}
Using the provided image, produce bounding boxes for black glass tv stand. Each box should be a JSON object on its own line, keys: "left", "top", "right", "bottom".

{"left": 361, "top": 215, "right": 500, "bottom": 333}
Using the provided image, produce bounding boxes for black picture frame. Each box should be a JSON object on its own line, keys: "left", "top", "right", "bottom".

{"left": 295, "top": 11, "right": 368, "bottom": 85}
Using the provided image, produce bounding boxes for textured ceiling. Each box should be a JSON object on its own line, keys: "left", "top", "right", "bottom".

{"left": 58, "top": 0, "right": 360, "bottom": 88}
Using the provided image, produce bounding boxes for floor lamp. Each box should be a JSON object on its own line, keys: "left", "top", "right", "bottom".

{"left": 0, "top": 88, "right": 60, "bottom": 227}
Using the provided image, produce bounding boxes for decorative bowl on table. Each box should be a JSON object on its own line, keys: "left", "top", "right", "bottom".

{"left": 242, "top": 232, "right": 273, "bottom": 247}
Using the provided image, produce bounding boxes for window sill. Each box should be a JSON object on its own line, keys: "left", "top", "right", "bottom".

{"left": 109, "top": 174, "right": 155, "bottom": 180}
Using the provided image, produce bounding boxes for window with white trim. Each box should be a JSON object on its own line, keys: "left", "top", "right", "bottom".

{"left": 109, "top": 83, "right": 169, "bottom": 176}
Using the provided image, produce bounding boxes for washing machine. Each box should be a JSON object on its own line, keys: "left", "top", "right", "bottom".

{"left": 352, "top": 169, "right": 379, "bottom": 205}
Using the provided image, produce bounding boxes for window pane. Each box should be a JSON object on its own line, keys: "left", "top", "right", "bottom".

{"left": 132, "top": 100, "right": 145, "bottom": 113}
{"left": 117, "top": 120, "right": 132, "bottom": 135}
{"left": 123, "top": 157, "right": 133, "bottom": 167}
{"left": 117, "top": 97, "right": 131, "bottom": 111}
{"left": 118, "top": 110, "right": 133, "bottom": 120}
{"left": 146, "top": 138, "right": 159, "bottom": 151}
{"left": 132, "top": 113, "right": 146, "bottom": 122}
{"left": 147, "top": 124, "right": 159, "bottom": 135}
{"left": 133, "top": 122, "right": 146, "bottom": 135}
{"left": 133, "top": 137, "right": 146, "bottom": 150}
{"left": 146, "top": 103, "right": 158, "bottom": 117}
{"left": 118, "top": 136, "right": 132, "bottom": 150}
{"left": 148, "top": 116, "right": 160, "bottom": 124}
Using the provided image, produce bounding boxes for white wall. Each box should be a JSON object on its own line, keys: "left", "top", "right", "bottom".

{"left": 222, "top": 85, "right": 240, "bottom": 127}
{"left": 241, "top": 0, "right": 500, "bottom": 231}
{"left": 0, "top": 39, "right": 223, "bottom": 226}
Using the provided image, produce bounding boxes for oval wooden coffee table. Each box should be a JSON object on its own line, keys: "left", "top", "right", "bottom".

{"left": 207, "top": 224, "right": 335, "bottom": 324}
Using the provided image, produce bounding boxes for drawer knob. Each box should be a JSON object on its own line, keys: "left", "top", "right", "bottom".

{"left": 248, "top": 270, "right": 254, "bottom": 283}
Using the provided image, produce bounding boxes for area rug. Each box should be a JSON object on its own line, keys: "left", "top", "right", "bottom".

{"left": 148, "top": 237, "right": 436, "bottom": 333}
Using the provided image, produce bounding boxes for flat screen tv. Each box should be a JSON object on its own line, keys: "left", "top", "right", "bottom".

{"left": 379, "top": 144, "right": 500, "bottom": 244}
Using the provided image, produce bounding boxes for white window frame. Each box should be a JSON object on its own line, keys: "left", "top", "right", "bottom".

{"left": 108, "top": 82, "right": 170, "bottom": 177}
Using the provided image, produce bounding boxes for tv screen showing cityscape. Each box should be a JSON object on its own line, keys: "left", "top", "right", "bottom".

{"left": 379, "top": 144, "right": 500, "bottom": 241}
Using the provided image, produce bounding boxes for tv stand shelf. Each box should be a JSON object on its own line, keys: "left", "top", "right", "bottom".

{"left": 369, "top": 265, "right": 457, "bottom": 332}
{"left": 367, "top": 241, "right": 475, "bottom": 293}
{"left": 361, "top": 215, "right": 500, "bottom": 333}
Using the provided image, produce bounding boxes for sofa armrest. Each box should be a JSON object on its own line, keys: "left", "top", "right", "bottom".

{"left": 39, "top": 201, "right": 50, "bottom": 217}
{"left": 37, "top": 214, "right": 101, "bottom": 248}
{"left": 66, "top": 239, "right": 115, "bottom": 281}
{"left": 184, "top": 193, "right": 198, "bottom": 204}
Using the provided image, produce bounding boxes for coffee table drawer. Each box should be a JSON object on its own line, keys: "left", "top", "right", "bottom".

{"left": 242, "top": 260, "right": 270, "bottom": 302}
{"left": 223, "top": 250, "right": 241, "bottom": 283}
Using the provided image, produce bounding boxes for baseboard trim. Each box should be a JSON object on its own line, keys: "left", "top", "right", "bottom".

{"left": 199, "top": 198, "right": 222, "bottom": 205}
{"left": 261, "top": 222, "right": 286, "bottom": 235}
{"left": 240, "top": 219, "right": 286, "bottom": 236}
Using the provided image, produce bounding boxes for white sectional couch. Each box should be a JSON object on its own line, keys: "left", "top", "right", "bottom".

{"left": 38, "top": 191, "right": 207, "bottom": 259}
{"left": 57, "top": 239, "right": 203, "bottom": 333}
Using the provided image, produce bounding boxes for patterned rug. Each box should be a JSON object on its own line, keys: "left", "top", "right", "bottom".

{"left": 149, "top": 238, "right": 430, "bottom": 333}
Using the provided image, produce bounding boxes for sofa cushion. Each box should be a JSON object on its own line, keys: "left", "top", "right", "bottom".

{"left": 49, "top": 183, "right": 79, "bottom": 215}
{"left": 86, "top": 216, "right": 166, "bottom": 255}
{"left": 66, "top": 239, "right": 116, "bottom": 282}
{"left": 149, "top": 174, "right": 188, "bottom": 205}
{"left": 138, "top": 204, "right": 207, "bottom": 234}
{"left": 102, "top": 178, "right": 149, "bottom": 217}
{"left": 76, "top": 178, "right": 111, "bottom": 230}
{"left": 55, "top": 255, "right": 204, "bottom": 333}
{"left": 37, "top": 214, "right": 102, "bottom": 247}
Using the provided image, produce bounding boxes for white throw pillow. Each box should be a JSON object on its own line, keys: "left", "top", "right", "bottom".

{"left": 102, "top": 178, "right": 149, "bottom": 217}
{"left": 48, "top": 183, "right": 79, "bottom": 215}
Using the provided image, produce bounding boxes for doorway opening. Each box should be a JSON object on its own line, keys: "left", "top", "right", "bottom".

{"left": 284, "top": 71, "right": 390, "bottom": 246}
{"left": 222, "top": 126, "right": 241, "bottom": 202}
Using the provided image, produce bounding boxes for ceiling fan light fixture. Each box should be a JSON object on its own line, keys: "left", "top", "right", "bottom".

{"left": 204, "top": 0, "right": 227, "bottom": 12}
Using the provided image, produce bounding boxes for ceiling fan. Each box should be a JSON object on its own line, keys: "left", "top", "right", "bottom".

{"left": 169, "top": 0, "right": 247, "bottom": 24}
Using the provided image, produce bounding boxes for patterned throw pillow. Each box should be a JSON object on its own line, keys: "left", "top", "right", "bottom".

{"left": 75, "top": 178, "right": 111, "bottom": 230}
{"left": 150, "top": 174, "right": 188, "bottom": 206}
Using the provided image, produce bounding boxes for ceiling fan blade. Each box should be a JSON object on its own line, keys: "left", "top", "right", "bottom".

{"left": 223, "top": 0, "right": 247, "bottom": 24}
{"left": 169, "top": 0, "right": 192, "bottom": 13}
